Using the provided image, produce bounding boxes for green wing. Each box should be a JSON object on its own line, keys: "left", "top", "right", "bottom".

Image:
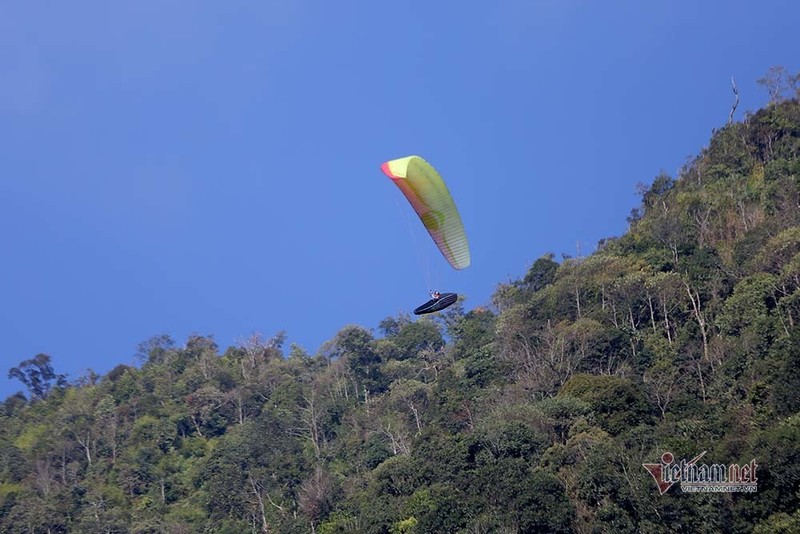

{"left": 381, "top": 156, "right": 470, "bottom": 270}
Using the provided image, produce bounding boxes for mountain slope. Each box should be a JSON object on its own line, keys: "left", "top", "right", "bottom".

{"left": 2, "top": 95, "right": 800, "bottom": 534}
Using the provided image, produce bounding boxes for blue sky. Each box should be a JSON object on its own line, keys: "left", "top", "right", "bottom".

{"left": 2, "top": 0, "right": 798, "bottom": 398}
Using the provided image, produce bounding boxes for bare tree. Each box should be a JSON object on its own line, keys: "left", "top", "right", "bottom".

{"left": 757, "top": 66, "right": 800, "bottom": 104}
{"left": 684, "top": 281, "right": 710, "bottom": 363}
{"left": 500, "top": 318, "right": 586, "bottom": 398}
{"left": 248, "top": 473, "right": 272, "bottom": 533}
{"left": 299, "top": 393, "right": 324, "bottom": 462}
{"left": 298, "top": 467, "right": 334, "bottom": 534}
{"left": 728, "top": 76, "right": 739, "bottom": 125}
{"left": 237, "top": 333, "right": 268, "bottom": 380}
{"left": 643, "top": 365, "right": 681, "bottom": 421}
{"left": 377, "top": 419, "right": 411, "bottom": 455}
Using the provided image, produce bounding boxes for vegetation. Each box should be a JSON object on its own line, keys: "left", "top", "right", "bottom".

{"left": 3, "top": 69, "right": 800, "bottom": 533}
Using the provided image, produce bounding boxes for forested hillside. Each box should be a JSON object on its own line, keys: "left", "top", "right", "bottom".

{"left": 3, "top": 76, "right": 800, "bottom": 533}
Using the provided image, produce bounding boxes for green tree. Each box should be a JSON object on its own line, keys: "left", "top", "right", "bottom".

{"left": 7, "top": 354, "right": 67, "bottom": 400}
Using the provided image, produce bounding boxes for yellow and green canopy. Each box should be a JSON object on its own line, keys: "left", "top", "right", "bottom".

{"left": 380, "top": 156, "right": 470, "bottom": 270}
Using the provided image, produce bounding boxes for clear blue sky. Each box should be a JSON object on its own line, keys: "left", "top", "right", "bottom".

{"left": 2, "top": 1, "right": 797, "bottom": 398}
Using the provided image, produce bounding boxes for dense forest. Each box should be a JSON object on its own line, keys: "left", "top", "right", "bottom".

{"left": 3, "top": 69, "right": 800, "bottom": 533}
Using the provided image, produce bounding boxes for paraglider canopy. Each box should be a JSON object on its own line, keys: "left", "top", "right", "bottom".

{"left": 380, "top": 156, "right": 470, "bottom": 271}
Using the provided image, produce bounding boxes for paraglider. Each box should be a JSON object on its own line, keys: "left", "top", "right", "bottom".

{"left": 380, "top": 156, "right": 470, "bottom": 314}
{"left": 414, "top": 292, "right": 458, "bottom": 315}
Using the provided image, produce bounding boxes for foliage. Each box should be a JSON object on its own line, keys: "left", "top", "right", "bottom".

{"left": 3, "top": 70, "right": 800, "bottom": 533}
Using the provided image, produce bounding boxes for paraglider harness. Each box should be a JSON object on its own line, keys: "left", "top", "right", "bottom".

{"left": 415, "top": 292, "right": 457, "bottom": 315}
